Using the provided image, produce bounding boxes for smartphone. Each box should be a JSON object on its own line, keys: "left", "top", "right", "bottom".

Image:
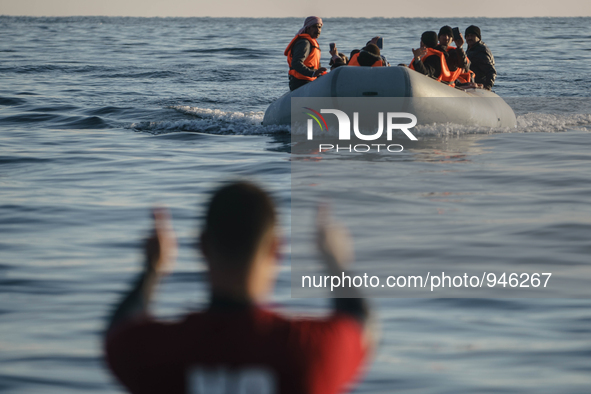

{"left": 376, "top": 37, "right": 383, "bottom": 49}
{"left": 329, "top": 43, "right": 336, "bottom": 52}
{"left": 452, "top": 27, "right": 461, "bottom": 41}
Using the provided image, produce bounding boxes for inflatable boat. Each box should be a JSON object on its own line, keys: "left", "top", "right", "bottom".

{"left": 263, "top": 66, "right": 517, "bottom": 128}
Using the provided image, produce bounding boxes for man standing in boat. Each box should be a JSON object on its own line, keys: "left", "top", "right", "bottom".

{"left": 465, "top": 25, "right": 496, "bottom": 91}
{"left": 285, "top": 16, "right": 328, "bottom": 91}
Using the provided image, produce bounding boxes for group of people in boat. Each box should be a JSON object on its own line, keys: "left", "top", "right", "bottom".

{"left": 285, "top": 16, "right": 497, "bottom": 92}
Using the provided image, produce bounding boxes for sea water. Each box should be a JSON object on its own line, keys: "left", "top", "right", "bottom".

{"left": 1, "top": 16, "right": 590, "bottom": 393}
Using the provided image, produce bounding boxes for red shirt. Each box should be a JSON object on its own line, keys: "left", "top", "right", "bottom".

{"left": 105, "top": 306, "right": 366, "bottom": 394}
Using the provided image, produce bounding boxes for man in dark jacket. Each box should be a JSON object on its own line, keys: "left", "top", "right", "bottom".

{"left": 436, "top": 25, "right": 469, "bottom": 73}
{"left": 465, "top": 25, "right": 496, "bottom": 90}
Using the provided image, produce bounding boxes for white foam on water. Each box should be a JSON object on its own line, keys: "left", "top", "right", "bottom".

{"left": 292, "top": 112, "right": 591, "bottom": 139}
{"left": 130, "top": 106, "right": 289, "bottom": 135}
{"left": 515, "top": 112, "right": 591, "bottom": 132}
{"left": 131, "top": 106, "right": 590, "bottom": 138}
{"left": 403, "top": 112, "right": 591, "bottom": 138}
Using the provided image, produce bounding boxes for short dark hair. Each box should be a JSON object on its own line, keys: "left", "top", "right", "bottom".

{"left": 438, "top": 25, "right": 453, "bottom": 38}
{"left": 421, "top": 31, "right": 438, "bottom": 49}
{"left": 202, "top": 181, "right": 276, "bottom": 264}
{"left": 362, "top": 43, "right": 380, "bottom": 56}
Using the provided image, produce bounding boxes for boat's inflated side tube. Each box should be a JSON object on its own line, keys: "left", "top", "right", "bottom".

{"left": 262, "top": 66, "right": 516, "bottom": 128}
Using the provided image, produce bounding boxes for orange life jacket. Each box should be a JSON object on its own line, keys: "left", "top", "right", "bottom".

{"left": 409, "top": 48, "right": 462, "bottom": 87}
{"left": 445, "top": 46, "right": 474, "bottom": 84}
{"left": 284, "top": 34, "right": 322, "bottom": 81}
{"left": 348, "top": 52, "right": 383, "bottom": 67}
{"left": 457, "top": 70, "right": 475, "bottom": 84}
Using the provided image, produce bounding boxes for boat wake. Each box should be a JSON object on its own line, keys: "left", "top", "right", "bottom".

{"left": 412, "top": 112, "right": 591, "bottom": 137}
{"left": 129, "top": 105, "right": 590, "bottom": 138}
{"left": 130, "top": 106, "right": 289, "bottom": 135}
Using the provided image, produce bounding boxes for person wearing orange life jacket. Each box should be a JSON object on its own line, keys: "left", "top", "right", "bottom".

{"left": 436, "top": 26, "right": 470, "bottom": 75}
{"left": 284, "top": 16, "right": 328, "bottom": 91}
{"left": 410, "top": 31, "right": 461, "bottom": 85}
{"left": 348, "top": 44, "right": 384, "bottom": 67}
{"left": 435, "top": 25, "right": 476, "bottom": 88}
{"left": 367, "top": 36, "right": 390, "bottom": 66}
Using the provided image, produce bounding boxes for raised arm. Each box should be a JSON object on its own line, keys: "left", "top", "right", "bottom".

{"left": 452, "top": 33, "right": 470, "bottom": 72}
{"left": 105, "top": 208, "right": 177, "bottom": 336}
{"left": 316, "top": 205, "right": 378, "bottom": 351}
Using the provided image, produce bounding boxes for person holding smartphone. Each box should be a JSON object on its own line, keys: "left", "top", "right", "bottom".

{"left": 328, "top": 43, "right": 348, "bottom": 70}
{"left": 436, "top": 26, "right": 470, "bottom": 75}
{"left": 410, "top": 31, "right": 451, "bottom": 81}
{"left": 344, "top": 36, "right": 389, "bottom": 67}
{"left": 371, "top": 36, "right": 390, "bottom": 66}
{"left": 348, "top": 43, "right": 384, "bottom": 67}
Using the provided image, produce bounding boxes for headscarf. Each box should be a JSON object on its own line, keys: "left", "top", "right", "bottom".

{"left": 297, "top": 16, "right": 323, "bottom": 35}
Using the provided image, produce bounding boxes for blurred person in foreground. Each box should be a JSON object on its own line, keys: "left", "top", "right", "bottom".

{"left": 285, "top": 16, "right": 328, "bottom": 91}
{"left": 465, "top": 25, "right": 496, "bottom": 90}
{"left": 104, "top": 181, "right": 376, "bottom": 394}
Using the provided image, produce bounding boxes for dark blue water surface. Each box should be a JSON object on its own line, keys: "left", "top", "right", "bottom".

{"left": 1, "top": 16, "right": 591, "bottom": 393}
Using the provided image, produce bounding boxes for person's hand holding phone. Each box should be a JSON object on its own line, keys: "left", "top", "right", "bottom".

{"left": 452, "top": 27, "right": 464, "bottom": 47}
{"left": 454, "top": 33, "right": 464, "bottom": 48}
{"left": 329, "top": 43, "right": 337, "bottom": 56}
